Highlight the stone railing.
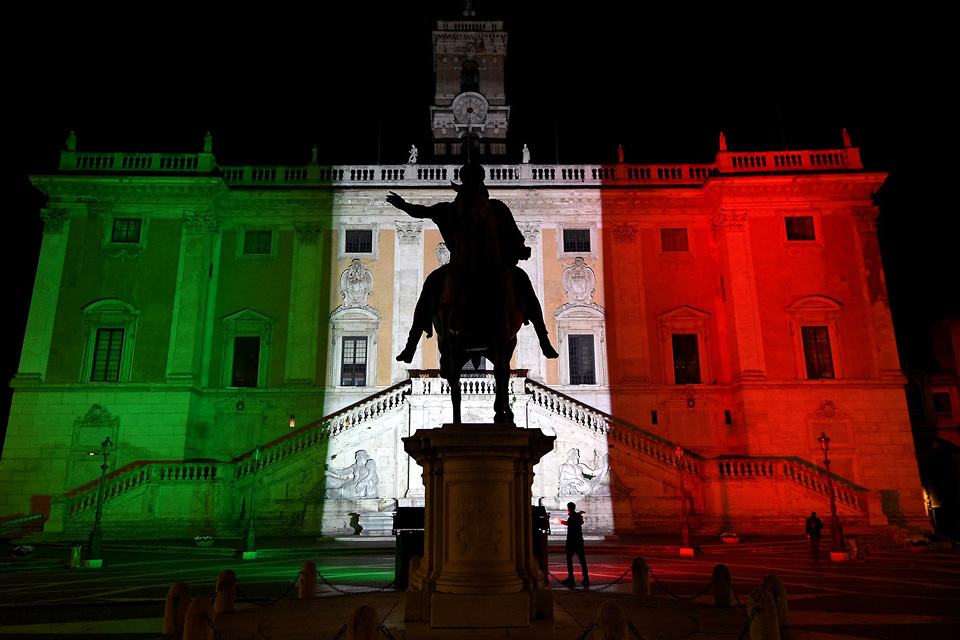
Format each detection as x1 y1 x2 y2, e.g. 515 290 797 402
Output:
233 379 412 481
714 456 867 513
59 150 214 173
524 378 701 477
59 146 862 186
64 462 224 519
407 369 527 397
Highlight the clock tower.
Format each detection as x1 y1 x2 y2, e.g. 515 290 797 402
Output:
430 5 510 160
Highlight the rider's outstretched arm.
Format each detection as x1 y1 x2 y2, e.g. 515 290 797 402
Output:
387 192 442 219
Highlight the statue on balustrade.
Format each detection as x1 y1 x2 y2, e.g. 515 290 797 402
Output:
387 162 558 423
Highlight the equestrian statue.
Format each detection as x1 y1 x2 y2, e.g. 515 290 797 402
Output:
387 163 558 423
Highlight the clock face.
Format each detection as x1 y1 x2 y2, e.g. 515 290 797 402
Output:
452 92 488 125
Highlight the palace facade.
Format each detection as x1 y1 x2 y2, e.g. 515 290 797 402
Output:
1 15 928 540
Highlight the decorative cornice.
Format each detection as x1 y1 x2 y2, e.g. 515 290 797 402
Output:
712 209 747 232
396 220 423 245
40 209 68 234
183 210 219 233
293 222 323 245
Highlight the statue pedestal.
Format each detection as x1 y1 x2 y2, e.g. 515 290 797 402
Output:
403 423 555 628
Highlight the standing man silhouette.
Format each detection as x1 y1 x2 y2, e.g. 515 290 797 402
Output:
560 501 589 587
806 511 824 562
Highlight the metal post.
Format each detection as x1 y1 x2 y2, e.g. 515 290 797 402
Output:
87 436 113 561
243 445 262 555
818 432 844 554
676 442 692 549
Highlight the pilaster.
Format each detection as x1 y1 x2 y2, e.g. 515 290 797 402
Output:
712 210 766 381
853 206 901 378
15 209 70 384
392 221 424 382
516 222 546 381
166 210 219 385
285 223 324 386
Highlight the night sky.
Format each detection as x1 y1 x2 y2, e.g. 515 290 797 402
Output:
5 3 954 434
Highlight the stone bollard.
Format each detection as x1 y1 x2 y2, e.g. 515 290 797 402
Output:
593 601 628 640
631 557 650 597
747 588 780 640
348 604 380 640
214 569 236 614
299 561 318 599
404 556 424 622
762 575 789 628
183 596 215 640
712 564 735 608
163 582 190 637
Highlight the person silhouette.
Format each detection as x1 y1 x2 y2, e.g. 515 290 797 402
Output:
559 501 589 588
806 511 823 561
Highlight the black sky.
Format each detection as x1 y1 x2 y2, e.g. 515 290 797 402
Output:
5 2 955 430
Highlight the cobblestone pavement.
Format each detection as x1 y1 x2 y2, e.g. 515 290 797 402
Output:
1 542 958 639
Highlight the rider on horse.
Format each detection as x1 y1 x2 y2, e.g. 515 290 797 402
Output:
387 163 559 364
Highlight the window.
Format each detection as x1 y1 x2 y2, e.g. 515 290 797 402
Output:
672 333 701 384
661 228 689 252
563 229 591 253
801 326 834 379
933 392 953 425
90 329 124 382
344 229 373 254
111 218 142 243
231 336 261 387
341 337 368 386
244 230 272 255
461 61 479 93
82 299 139 383
221 309 274 388
785 216 815 241
568 335 596 385
787 296 843 380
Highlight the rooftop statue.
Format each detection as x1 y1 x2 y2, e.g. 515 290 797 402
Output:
387 163 558 423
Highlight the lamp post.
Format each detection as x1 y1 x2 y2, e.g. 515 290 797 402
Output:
817 432 844 555
87 436 114 561
676 442 692 550
243 445 262 557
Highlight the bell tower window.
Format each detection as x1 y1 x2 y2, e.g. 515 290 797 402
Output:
461 60 479 93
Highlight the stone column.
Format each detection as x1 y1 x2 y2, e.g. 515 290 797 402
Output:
166 211 219 384
285 223 323 386
15 209 70 383
403 423 555 628
517 222 546 380
392 221 424 382
712 210 766 381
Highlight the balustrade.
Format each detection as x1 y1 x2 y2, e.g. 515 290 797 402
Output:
716 456 866 512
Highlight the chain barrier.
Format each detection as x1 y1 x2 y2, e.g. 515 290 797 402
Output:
647 567 714 601
627 619 647 640
316 569 397 595
331 623 347 640
235 570 302 606
203 613 224 640
575 621 597 640
378 624 398 640
734 607 758 640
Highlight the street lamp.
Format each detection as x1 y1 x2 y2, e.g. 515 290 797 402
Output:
87 436 114 561
676 442 692 550
817 432 844 556
243 445 262 557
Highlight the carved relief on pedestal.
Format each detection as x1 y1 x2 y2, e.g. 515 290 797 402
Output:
454 493 505 558
561 257 595 305
340 259 374 308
